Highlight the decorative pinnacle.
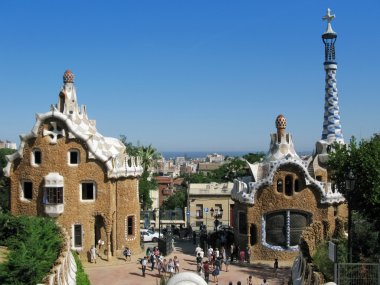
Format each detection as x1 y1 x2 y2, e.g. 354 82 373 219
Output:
63 70 74 83
322 8 336 34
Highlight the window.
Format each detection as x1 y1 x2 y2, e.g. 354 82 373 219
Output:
32 149 42 166
277 179 283 193
264 210 311 248
127 216 134 235
69 149 79 165
238 212 247 234
316 175 322 181
196 204 203 219
294 179 299 192
81 182 95 201
46 187 63 204
73 225 83 247
285 175 293 196
23 181 33 200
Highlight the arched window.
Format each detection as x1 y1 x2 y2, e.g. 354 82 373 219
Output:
294 179 299 192
285 175 293 196
277 179 283 193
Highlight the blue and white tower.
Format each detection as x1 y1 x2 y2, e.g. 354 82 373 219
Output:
321 8 344 144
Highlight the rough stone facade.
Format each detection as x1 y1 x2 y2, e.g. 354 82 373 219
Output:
4 70 143 260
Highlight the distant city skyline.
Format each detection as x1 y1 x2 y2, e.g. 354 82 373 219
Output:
0 1 379 152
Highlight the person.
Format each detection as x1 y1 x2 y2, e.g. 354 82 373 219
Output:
146 247 151 257
193 231 197 244
240 248 245 263
174 255 180 273
224 254 230 272
124 247 131 262
141 256 147 277
247 275 253 285
212 257 220 283
260 279 268 285
203 260 210 283
90 245 97 263
274 258 279 277
208 246 214 262
228 282 233 285
246 245 251 264
98 239 104 251
230 243 235 262
162 258 168 277
150 252 155 271
167 258 175 277
157 256 163 276
237 282 242 285
196 252 203 274
195 244 202 255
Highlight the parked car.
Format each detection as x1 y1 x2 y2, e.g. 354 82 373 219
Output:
140 229 163 242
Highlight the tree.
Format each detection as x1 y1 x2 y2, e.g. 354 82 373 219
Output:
161 189 187 210
138 144 160 172
328 136 380 219
242 152 265 164
328 136 380 261
139 171 156 210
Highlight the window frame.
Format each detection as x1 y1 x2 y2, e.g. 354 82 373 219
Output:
21 180 33 200
31 149 42 166
80 181 96 202
45 187 64 204
262 210 311 251
73 224 83 248
68 149 80 166
196 204 203 219
127 216 135 236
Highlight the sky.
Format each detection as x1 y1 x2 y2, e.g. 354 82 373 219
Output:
0 1 379 153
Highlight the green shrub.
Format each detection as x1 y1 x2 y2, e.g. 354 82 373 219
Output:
72 250 91 285
312 239 348 282
0 213 63 285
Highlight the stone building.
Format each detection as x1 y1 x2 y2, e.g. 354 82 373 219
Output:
3 70 143 260
231 9 347 261
188 182 234 232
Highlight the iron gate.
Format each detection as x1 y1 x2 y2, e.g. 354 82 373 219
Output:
336 263 380 285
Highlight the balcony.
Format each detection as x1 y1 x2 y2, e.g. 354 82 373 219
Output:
44 203 64 217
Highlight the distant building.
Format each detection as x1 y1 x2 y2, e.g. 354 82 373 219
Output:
206 153 225 163
0 140 17 149
188 182 234 232
197 162 224 175
3 70 143 260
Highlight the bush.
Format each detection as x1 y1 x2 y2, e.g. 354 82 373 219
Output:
312 239 347 282
0 213 63 285
72 250 91 285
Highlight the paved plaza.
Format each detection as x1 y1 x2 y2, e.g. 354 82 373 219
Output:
85 239 292 285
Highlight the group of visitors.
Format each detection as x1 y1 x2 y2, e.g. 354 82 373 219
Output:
138 246 180 278
230 243 251 263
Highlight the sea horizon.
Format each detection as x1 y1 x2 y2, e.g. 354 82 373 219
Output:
161 150 313 160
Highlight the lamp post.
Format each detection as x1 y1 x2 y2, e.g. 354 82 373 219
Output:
345 169 356 263
210 207 224 231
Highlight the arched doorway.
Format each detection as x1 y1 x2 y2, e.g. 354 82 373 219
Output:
94 214 106 252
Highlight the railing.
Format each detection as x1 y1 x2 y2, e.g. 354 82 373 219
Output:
44 204 64 217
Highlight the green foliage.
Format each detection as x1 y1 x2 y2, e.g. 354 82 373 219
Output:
312 239 347 282
328 136 380 218
0 148 15 169
72 251 91 285
242 152 265 164
139 171 157 210
0 213 63 285
161 189 187 210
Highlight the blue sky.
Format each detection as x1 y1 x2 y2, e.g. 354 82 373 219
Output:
0 1 379 152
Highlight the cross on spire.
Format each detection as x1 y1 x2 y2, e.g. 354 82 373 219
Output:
322 8 336 34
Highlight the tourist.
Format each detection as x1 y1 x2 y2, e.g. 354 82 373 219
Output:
193 231 197 244
274 258 279 277
212 256 220 283
150 252 155 271
239 248 245 263
167 258 175 277
224 254 230 272
208 246 214 262
90 245 97 263
237 282 242 285
98 239 104 251
230 243 235 262
123 247 131 262
260 279 269 285
174 255 180 273
228 282 233 285
246 245 251 264
195 244 202 255
141 256 147 277
247 275 253 285
203 260 210 283
157 256 163 276
196 252 203 274
162 258 168 277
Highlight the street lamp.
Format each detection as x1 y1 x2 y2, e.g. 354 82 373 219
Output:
345 169 356 263
210 207 224 231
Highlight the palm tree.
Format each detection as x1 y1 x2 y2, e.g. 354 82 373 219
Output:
138 144 160 172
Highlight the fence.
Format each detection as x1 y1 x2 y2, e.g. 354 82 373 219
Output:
336 263 380 285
